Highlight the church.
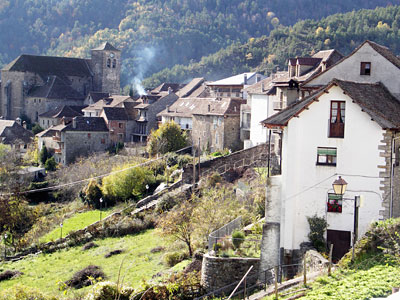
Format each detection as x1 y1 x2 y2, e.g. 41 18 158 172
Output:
0 42 121 122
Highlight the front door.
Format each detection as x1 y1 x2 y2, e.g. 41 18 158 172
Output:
327 229 351 262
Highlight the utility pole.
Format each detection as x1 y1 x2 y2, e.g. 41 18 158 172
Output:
352 195 360 261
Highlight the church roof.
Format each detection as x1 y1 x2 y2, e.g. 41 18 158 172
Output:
27 76 83 100
91 42 120 52
3 55 92 80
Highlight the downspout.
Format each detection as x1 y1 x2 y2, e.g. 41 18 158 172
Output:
390 132 394 218
267 129 272 177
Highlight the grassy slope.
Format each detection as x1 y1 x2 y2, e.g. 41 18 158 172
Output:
40 209 113 243
0 229 171 298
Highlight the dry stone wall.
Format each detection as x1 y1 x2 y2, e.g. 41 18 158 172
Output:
201 253 260 293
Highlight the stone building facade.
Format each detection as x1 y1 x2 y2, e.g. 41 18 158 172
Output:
0 42 121 122
37 116 110 165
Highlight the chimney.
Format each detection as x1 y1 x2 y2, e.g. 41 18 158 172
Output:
22 121 27 129
261 82 265 92
168 87 172 94
322 61 327 71
244 74 248 85
72 117 77 129
166 105 170 112
15 117 22 125
256 74 260 83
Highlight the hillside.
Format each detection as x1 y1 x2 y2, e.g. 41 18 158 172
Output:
143 5 400 87
0 1 399 91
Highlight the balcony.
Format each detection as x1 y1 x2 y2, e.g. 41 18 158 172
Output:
52 136 61 142
54 148 62 154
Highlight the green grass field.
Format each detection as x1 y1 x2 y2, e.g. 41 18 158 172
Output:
40 209 113 243
0 229 172 298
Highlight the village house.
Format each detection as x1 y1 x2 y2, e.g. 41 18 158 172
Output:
39 105 85 129
258 41 400 271
242 49 343 149
37 116 110 165
132 92 179 142
207 72 265 99
0 42 121 122
0 119 34 154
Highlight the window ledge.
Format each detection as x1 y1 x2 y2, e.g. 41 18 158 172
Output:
316 163 337 167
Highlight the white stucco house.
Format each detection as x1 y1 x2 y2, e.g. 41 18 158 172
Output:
262 79 400 262
258 41 400 271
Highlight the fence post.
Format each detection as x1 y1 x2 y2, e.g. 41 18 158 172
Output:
328 244 333 276
274 267 279 299
244 277 247 299
303 253 307 286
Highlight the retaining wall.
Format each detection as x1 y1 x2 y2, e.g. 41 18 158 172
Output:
201 253 260 293
183 143 278 183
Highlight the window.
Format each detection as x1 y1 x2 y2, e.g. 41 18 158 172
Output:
360 62 371 75
112 59 116 68
317 147 337 166
327 193 343 213
118 123 123 128
107 59 111 68
88 133 91 139
329 101 345 138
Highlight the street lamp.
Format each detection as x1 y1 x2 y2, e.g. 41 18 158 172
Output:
332 176 347 195
332 176 360 261
4 233 7 259
60 223 63 239
99 198 103 222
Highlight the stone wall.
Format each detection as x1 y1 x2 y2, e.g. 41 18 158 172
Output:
201 253 260 293
379 130 395 219
182 143 278 183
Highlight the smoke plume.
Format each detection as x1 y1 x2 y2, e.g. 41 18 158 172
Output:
132 46 157 96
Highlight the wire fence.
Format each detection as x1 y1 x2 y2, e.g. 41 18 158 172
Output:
208 216 242 251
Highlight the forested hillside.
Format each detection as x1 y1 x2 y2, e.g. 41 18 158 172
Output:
0 0 399 91
143 5 400 87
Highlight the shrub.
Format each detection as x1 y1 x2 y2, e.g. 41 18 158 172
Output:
82 242 98 251
104 249 124 258
65 265 106 289
0 270 23 282
207 172 222 186
0 284 57 300
44 157 57 171
163 251 187 267
147 121 188 156
307 214 328 253
101 165 156 202
82 179 103 208
39 146 50 165
150 246 165 253
32 124 44 135
232 230 245 250
84 281 134 300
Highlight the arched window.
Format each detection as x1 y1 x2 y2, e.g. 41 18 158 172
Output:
112 59 116 68
107 59 111 68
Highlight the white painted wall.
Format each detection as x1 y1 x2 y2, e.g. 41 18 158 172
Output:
161 115 192 130
304 43 400 98
249 93 270 147
280 85 385 251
